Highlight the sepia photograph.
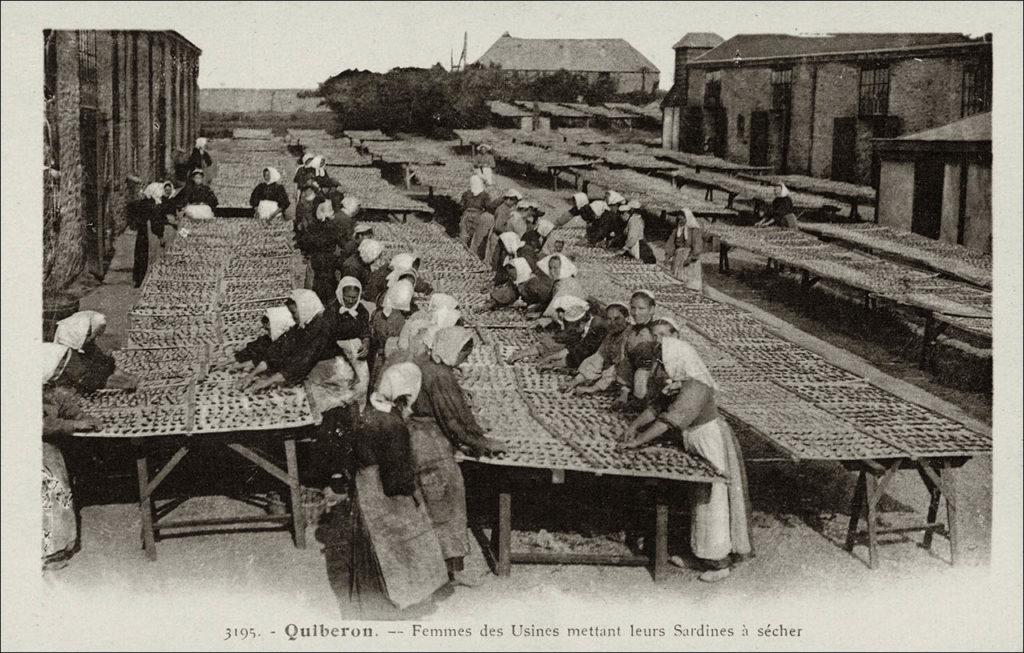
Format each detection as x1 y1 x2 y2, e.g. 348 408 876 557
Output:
1 1 1021 650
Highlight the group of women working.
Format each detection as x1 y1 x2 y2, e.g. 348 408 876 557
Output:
229 267 509 616
130 140 221 289
453 170 750 583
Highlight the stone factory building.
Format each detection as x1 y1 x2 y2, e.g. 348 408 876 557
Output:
44 29 201 294
475 33 660 95
661 32 992 186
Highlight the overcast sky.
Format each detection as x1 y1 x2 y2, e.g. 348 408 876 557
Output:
20 1 1001 91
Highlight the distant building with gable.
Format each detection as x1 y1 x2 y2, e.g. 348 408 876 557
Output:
475 33 660 94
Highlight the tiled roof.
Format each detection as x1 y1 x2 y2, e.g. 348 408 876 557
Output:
695 33 975 64
476 35 659 73
673 32 724 49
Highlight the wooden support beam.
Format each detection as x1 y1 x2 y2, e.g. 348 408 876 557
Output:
145 446 189 496
497 491 512 577
285 438 306 549
134 443 157 560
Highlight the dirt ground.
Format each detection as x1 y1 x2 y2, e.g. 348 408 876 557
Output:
46 140 995 644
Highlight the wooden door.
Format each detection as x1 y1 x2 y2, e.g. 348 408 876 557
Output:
831 117 857 183
912 158 945 240
749 111 769 166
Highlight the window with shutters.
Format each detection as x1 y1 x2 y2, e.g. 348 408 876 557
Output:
961 57 992 117
858 66 890 117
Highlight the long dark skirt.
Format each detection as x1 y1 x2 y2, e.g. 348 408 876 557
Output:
133 227 149 288
306 404 359 486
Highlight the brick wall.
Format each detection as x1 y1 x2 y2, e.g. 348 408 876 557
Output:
45 31 85 294
715 67 773 163
686 51 977 183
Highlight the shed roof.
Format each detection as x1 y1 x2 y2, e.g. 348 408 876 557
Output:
476 35 659 73
514 101 592 118
695 32 976 65
673 33 724 49
875 113 991 156
488 100 533 118
897 112 991 142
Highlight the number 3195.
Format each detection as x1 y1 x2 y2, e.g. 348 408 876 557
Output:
224 627 258 640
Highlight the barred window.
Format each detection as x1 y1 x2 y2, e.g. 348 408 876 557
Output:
961 57 992 117
77 30 98 109
858 66 889 117
703 70 722 107
771 68 792 111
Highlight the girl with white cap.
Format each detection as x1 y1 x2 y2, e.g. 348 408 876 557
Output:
665 208 705 291
471 143 496 186
341 237 384 292
616 336 753 582
507 296 606 371
537 254 585 320
369 279 417 388
408 326 507 587
459 175 493 249
231 306 298 388
616 199 657 263
484 188 524 265
53 310 137 392
348 362 448 617
187 137 213 181
487 257 554 311
297 198 344 305
250 167 290 219
755 182 797 228
42 343 102 569
252 289 361 491
128 182 167 287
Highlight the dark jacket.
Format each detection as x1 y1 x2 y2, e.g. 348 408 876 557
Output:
276 314 340 385
323 301 372 342
174 182 219 209
412 355 492 456
297 219 341 272
565 316 608 369
249 182 291 211
187 147 212 173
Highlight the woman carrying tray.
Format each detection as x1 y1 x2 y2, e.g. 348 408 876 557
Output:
616 336 754 583
411 326 507 586
347 362 448 618
251 290 360 492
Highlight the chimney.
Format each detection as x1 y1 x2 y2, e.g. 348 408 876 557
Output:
672 34 723 101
